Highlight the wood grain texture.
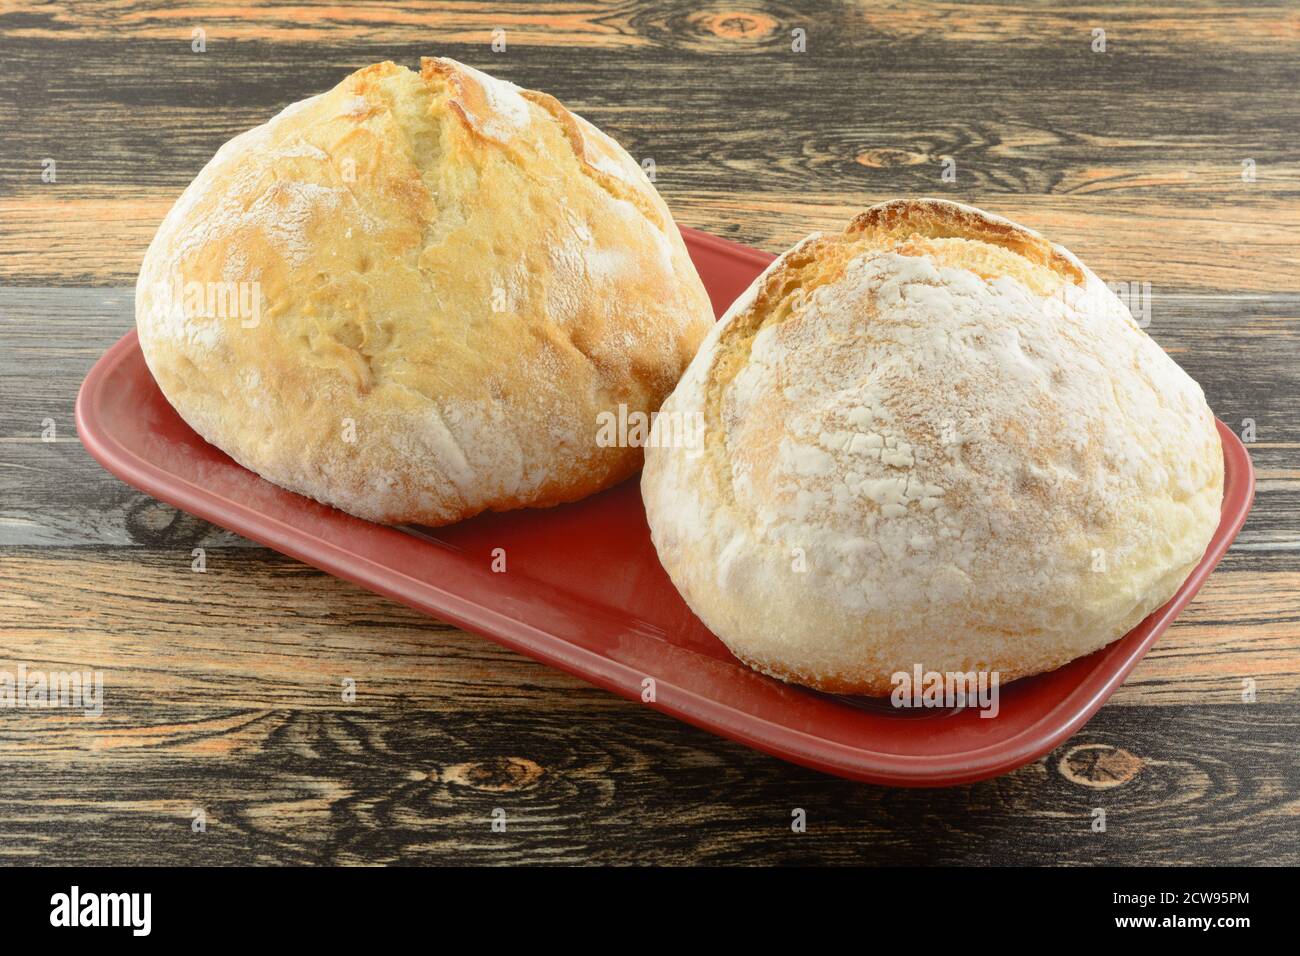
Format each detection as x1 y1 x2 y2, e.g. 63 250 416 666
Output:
1 0 1298 865
1 1 1298 289
6 288 1297 560
4 193 1298 292
1 548 1297 708
0 702 1294 865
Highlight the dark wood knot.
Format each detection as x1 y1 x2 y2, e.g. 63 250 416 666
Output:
691 10 780 43
123 494 211 547
856 148 929 169
442 756 545 792
1058 743 1145 789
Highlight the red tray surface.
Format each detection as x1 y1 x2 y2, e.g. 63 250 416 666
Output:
76 227 1254 786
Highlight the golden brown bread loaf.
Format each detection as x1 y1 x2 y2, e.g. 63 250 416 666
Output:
642 199 1224 695
136 57 713 525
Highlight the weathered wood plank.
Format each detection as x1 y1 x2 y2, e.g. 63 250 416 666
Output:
2 0 1297 290
1 0 1297 863
4 193 1298 291
4 287 1295 558
3 435 1292 565
0 549 1296 707
3 0 1298 49
0 701 1294 865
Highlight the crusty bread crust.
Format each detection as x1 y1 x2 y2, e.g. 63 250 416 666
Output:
136 58 712 525
642 199 1224 696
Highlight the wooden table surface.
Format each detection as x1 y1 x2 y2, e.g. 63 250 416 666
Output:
1 1 1297 865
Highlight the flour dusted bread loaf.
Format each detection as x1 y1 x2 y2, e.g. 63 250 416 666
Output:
136 58 712 525
642 199 1223 695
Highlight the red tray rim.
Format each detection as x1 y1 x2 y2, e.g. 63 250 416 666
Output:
74 226 1256 787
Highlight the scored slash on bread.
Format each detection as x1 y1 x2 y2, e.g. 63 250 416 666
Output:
135 57 713 527
642 199 1224 696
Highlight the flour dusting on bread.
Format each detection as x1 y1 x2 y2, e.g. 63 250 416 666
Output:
136 58 713 526
642 199 1223 695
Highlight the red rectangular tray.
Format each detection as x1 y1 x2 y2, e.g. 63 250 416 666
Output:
76 227 1254 786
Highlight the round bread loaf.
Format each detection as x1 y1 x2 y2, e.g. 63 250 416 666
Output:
136 57 712 525
642 199 1224 695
